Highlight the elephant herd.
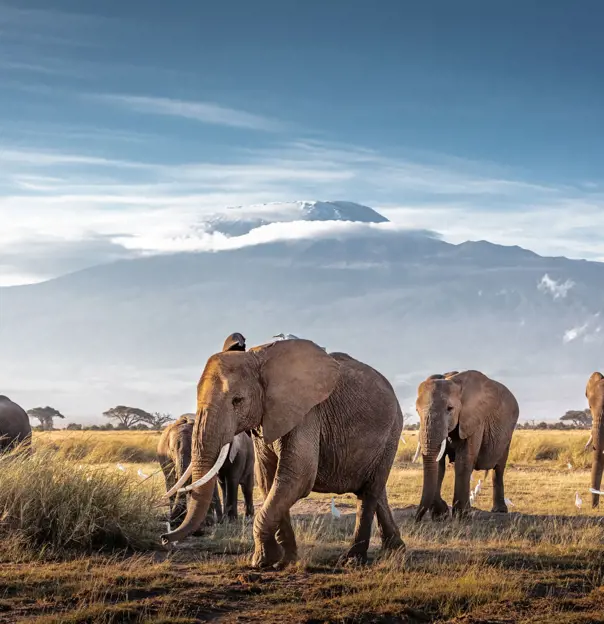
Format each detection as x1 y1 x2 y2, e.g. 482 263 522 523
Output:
1 332 604 569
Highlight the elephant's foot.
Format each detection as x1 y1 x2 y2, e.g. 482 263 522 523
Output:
342 541 370 566
251 538 282 569
381 534 405 552
203 515 216 527
452 505 471 520
275 550 298 571
341 550 369 567
430 498 450 521
490 502 508 513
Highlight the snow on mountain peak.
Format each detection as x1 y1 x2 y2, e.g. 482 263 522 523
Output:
203 200 389 236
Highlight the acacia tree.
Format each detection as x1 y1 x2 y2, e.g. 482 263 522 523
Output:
102 406 153 429
27 406 66 431
560 409 592 428
146 412 175 430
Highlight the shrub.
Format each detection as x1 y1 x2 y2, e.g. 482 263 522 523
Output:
0 446 162 553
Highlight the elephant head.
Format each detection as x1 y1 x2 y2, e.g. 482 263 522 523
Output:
586 371 604 507
415 374 484 518
161 338 340 544
222 332 246 352
164 416 195 526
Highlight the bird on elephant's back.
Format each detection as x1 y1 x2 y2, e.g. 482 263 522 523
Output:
414 370 519 521
0 395 32 453
585 372 604 508
160 336 405 570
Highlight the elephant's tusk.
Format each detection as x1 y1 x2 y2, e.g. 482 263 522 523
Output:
584 434 593 451
412 442 421 463
436 439 447 462
178 444 230 493
589 488 604 495
162 464 193 499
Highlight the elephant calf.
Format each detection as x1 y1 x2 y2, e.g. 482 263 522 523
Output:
0 395 32 453
415 370 519 520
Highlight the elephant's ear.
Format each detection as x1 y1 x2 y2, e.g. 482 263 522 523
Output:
258 339 340 444
228 433 242 463
444 371 459 379
457 376 491 440
586 372 604 398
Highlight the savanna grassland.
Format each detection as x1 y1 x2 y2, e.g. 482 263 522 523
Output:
1 430 603 624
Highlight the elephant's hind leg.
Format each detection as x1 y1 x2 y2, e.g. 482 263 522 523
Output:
345 492 379 564
375 489 405 552
491 445 510 513
242 472 255 518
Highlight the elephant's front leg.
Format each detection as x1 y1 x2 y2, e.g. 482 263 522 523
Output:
431 454 450 519
491 444 510 513
251 438 318 569
452 441 478 518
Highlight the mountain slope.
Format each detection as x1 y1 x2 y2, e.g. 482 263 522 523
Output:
1 203 602 423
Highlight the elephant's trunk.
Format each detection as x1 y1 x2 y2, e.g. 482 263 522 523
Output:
416 456 439 521
415 418 446 522
161 409 230 544
590 413 604 508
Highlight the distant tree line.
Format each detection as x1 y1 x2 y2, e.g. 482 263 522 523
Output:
27 404 176 431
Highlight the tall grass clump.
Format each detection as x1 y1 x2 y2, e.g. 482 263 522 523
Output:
34 431 159 464
0 446 162 554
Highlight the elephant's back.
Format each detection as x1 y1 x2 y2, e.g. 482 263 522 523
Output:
313 353 402 494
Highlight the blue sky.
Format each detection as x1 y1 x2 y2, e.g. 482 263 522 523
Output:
1 0 603 284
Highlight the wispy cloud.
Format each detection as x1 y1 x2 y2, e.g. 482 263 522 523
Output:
96 94 286 132
1 135 604 285
538 274 575 300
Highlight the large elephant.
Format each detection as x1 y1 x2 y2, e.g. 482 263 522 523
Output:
161 338 404 568
158 416 223 530
0 395 32 452
585 372 604 508
414 370 519 521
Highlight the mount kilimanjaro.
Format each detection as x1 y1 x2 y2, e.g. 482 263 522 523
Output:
1 200 602 423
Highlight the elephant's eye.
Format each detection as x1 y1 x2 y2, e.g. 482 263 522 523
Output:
232 396 244 407
446 405 454 412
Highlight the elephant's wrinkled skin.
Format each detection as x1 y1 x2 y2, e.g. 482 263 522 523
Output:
415 370 519 521
0 395 32 452
161 339 404 568
586 372 604 508
157 416 222 530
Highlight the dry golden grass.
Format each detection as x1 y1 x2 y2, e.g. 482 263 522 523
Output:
0 429 602 623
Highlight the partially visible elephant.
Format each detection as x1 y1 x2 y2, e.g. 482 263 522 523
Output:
414 370 519 521
0 395 32 453
161 338 404 569
158 416 222 530
218 431 255 521
585 372 604 507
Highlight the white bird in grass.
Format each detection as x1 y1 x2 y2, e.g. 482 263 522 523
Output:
504 498 514 507
330 497 341 519
116 463 126 472
575 492 583 509
473 479 482 498
567 463 573 470
137 469 149 479
469 492 475 506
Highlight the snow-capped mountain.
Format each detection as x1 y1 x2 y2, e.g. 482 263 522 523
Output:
202 200 389 236
1 201 602 424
